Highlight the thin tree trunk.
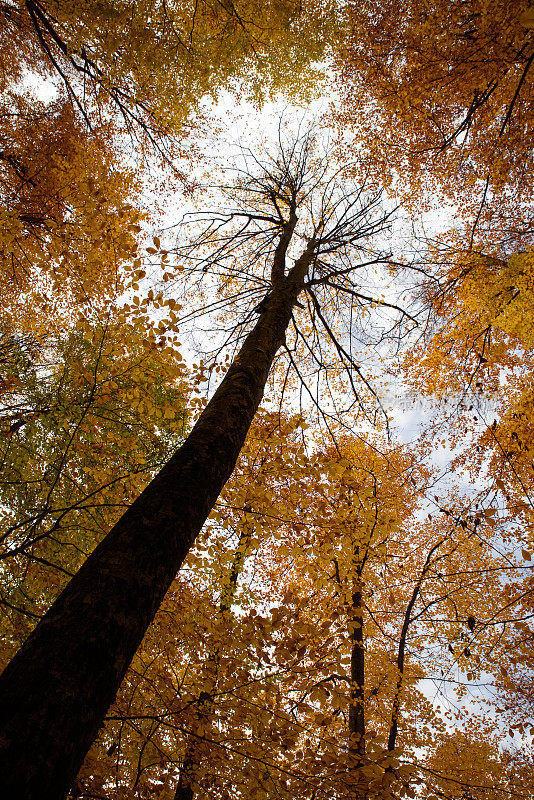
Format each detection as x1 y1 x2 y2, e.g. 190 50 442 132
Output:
174 513 252 800
386 537 443 754
348 582 365 763
174 690 212 800
0 244 314 800
348 560 367 800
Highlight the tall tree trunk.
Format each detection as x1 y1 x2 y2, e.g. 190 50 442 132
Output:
348 562 367 800
0 245 314 800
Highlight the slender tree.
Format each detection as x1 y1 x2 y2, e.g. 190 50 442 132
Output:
173 505 254 800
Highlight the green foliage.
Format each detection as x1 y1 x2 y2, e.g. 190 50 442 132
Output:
0 310 187 661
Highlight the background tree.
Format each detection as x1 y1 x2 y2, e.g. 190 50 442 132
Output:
69 427 534 800
333 0 534 244
248 437 519 800
0 306 187 663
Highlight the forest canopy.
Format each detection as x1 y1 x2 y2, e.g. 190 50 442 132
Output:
0 1 533 799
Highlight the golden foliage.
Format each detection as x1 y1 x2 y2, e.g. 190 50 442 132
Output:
334 0 534 237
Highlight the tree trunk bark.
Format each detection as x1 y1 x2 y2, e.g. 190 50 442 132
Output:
348 565 367 800
348 583 365 763
0 247 313 800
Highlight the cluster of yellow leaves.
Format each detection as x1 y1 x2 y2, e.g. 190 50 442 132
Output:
333 0 534 237
424 730 511 800
407 246 534 537
476 250 534 347
0 97 145 335
0 308 188 666
73 417 530 800
4 0 334 140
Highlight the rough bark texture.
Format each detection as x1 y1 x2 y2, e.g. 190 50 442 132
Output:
348 565 367 800
348 581 365 763
0 249 312 800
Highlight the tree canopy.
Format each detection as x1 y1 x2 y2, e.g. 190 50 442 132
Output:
0 1 533 799
333 0 534 241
